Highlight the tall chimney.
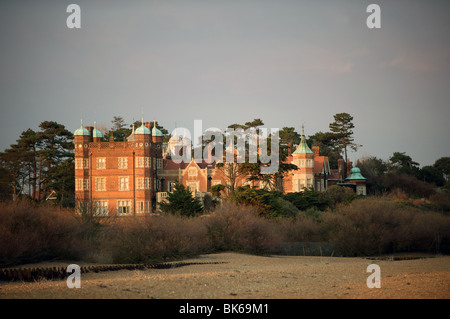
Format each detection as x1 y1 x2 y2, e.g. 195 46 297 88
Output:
312 146 320 156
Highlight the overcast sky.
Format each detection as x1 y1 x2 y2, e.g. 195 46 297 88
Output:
0 0 449 167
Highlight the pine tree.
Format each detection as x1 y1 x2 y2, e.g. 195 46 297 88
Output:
329 113 361 177
159 181 203 217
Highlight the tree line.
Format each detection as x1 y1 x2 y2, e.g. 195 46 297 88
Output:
0 113 448 210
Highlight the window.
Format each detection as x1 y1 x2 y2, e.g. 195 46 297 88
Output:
137 157 150 168
188 168 197 176
136 177 150 189
169 181 176 192
137 177 143 189
75 158 88 169
95 177 106 191
119 177 129 191
94 201 108 216
117 200 131 215
97 158 106 169
118 157 128 169
76 179 89 191
137 201 150 214
156 158 162 169
187 181 199 192
307 178 312 188
357 186 366 196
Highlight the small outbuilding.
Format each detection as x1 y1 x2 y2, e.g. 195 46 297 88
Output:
344 167 367 196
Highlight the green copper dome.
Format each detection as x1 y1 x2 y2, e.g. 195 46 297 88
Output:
93 129 103 138
345 167 367 180
92 122 103 138
135 123 151 135
152 121 163 137
74 121 90 136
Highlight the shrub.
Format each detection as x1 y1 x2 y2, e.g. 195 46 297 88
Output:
382 172 436 198
202 194 219 213
274 198 300 218
205 201 281 254
283 189 330 211
0 201 86 267
103 215 210 264
324 185 356 208
275 215 323 242
323 197 450 256
429 192 450 213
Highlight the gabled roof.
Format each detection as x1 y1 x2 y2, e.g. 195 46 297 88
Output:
314 156 330 174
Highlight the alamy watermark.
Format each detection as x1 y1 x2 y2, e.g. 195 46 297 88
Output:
168 120 280 174
67 4 380 30
67 264 81 288
366 264 381 288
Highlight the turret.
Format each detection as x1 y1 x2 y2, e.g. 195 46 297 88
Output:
74 120 91 150
291 123 314 191
152 120 164 144
92 121 104 142
134 117 151 143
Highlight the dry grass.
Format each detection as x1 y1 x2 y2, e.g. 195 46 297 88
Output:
1 195 449 267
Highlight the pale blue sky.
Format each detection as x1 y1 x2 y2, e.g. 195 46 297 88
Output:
1 0 449 167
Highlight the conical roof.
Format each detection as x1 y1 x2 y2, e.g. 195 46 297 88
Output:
292 125 313 155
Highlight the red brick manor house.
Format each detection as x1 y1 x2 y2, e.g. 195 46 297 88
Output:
74 120 366 216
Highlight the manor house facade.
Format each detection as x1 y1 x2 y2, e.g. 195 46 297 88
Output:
74 120 365 216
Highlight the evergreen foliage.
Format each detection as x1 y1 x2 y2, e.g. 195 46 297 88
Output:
159 181 204 217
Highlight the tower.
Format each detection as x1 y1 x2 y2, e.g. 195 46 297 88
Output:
74 120 91 208
290 123 315 191
151 121 164 192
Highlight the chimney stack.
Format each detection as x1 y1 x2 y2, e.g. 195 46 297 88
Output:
312 146 320 156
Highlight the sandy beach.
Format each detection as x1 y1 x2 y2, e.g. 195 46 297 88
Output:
0 252 449 299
